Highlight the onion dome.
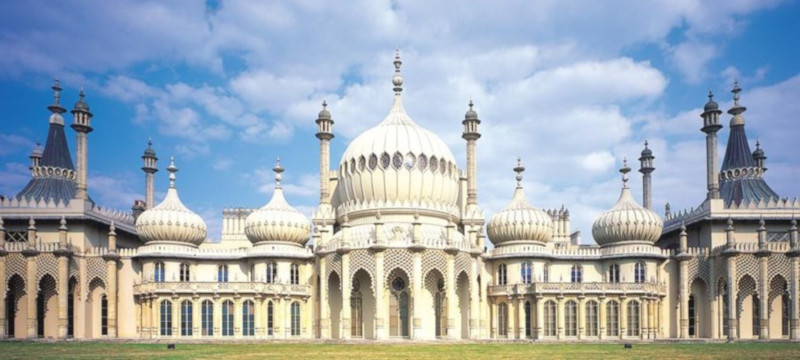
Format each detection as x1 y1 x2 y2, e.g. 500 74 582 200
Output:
30 141 43 159
704 90 719 112
640 140 652 157
135 157 207 246
465 100 478 121
592 159 662 247
143 139 157 158
72 87 90 113
335 50 459 216
318 100 332 120
752 140 765 159
245 158 312 246
487 158 553 246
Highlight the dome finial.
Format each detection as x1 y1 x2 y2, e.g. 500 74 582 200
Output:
273 157 284 189
513 157 525 188
47 79 67 115
392 49 404 95
620 157 631 188
167 156 178 188
732 79 741 106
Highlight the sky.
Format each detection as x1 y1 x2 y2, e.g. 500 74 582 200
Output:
1 0 800 243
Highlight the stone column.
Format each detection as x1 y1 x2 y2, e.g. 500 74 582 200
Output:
193 295 201 338
508 297 517 338
757 253 770 339
233 297 242 338
213 297 221 338
412 251 423 339
374 250 386 340
318 256 329 338
619 297 627 339
469 256 480 339
678 258 689 338
577 296 585 340
535 295 544 339
24 251 38 338
641 297 648 339
556 296 564 339
0 218 6 338
789 220 800 339
518 296 526 339
254 296 262 338
56 219 70 338
649 298 656 339
726 256 738 340
172 297 179 338
446 252 458 339
340 253 351 339
598 296 606 340
103 226 119 338
151 296 159 338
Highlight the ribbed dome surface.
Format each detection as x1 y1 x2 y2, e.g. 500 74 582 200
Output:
136 159 207 246
488 186 553 245
245 162 311 246
591 185 662 247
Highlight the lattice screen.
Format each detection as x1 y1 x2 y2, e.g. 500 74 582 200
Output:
36 253 58 284
5 253 26 283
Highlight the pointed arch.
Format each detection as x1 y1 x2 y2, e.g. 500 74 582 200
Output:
6 274 26 338
37 274 58 338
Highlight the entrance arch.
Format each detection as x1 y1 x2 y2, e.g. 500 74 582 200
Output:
328 271 342 339
351 269 375 339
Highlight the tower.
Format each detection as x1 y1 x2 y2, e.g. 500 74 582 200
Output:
315 101 334 204
753 140 767 173
700 90 722 200
141 139 158 209
462 100 481 209
70 88 93 201
638 141 655 209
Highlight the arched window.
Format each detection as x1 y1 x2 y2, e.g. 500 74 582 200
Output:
498 303 508 337
67 280 75 337
521 262 532 284
782 294 790 337
524 301 532 338
544 300 557 336
586 300 599 337
608 264 620 283
389 277 410 337
543 263 550 282
752 294 760 337
154 261 165 283
291 302 301 336
565 300 578 336
351 281 363 337
688 295 696 337
627 301 640 336
201 300 213 336
160 300 172 336
101 295 108 336
434 279 447 338
266 261 277 284
606 301 619 336
290 263 300 285
180 263 190 282
222 300 234 336
218 265 229 283
181 300 193 336
267 301 275 336
720 282 729 337
497 264 507 285
243 300 255 336
635 262 646 283
571 265 582 283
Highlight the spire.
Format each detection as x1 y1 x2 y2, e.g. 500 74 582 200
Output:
167 156 178 188
47 79 66 116
392 49 404 95
728 80 747 125
273 157 284 190
514 157 525 188
619 157 631 189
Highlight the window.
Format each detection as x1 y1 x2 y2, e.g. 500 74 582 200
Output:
606 301 619 336
688 295 696 337
721 282 729 337
571 265 582 283
368 154 378 170
201 300 213 336
498 303 508 337
243 300 255 336
380 152 391 169
291 302 301 336
627 301 640 336
586 300 598 337
154 262 165 283
752 294 760 338
635 262 646 283
160 300 172 336
544 300 557 336
266 262 277 284
67 281 74 337
782 294 790 337
608 264 620 283
290 263 300 285
351 281 363 337
180 263 190 282
497 264 507 285
521 262 532 284
404 152 416 169
218 265 228 283
524 301 532 337
222 300 234 336
418 154 428 170
543 263 550 282
430 156 438 173
267 301 275 336
392 152 403 169
434 279 447 337
389 277 410 337
565 300 578 336
101 295 108 336
181 300 193 336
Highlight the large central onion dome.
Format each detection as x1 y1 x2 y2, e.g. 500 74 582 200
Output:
136 157 207 246
592 160 662 247
488 158 553 246
335 51 460 217
245 159 311 246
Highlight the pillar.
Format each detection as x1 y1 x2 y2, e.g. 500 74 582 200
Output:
535 296 544 339
412 251 422 339
518 297 526 339
468 256 480 339
556 296 564 339
598 296 606 340
619 297 627 339
151 297 159 338
374 251 386 340
577 297 585 340
104 226 119 338
446 252 458 339
726 257 738 340
641 297 648 339
340 253 351 339
233 297 242 338
24 249 38 338
0 217 5 338
318 256 329 338
758 254 769 339
254 296 262 338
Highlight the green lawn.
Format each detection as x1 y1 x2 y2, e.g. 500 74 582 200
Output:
0 341 798 359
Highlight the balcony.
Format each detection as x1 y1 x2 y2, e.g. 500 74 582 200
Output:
133 281 311 297
487 282 666 297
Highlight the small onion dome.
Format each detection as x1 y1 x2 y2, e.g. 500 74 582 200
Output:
245 158 311 246
318 100 332 120
136 157 207 246
640 141 652 157
143 139 157 158
73 87 90 112
592 159 662 247
704 90 719 111
752 140 765 159
30 141 43 159
487 158 553 246
465 100 478 120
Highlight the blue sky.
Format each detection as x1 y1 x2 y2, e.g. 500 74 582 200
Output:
1 0 799 242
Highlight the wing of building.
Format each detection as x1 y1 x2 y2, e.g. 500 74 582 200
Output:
1 55 799 341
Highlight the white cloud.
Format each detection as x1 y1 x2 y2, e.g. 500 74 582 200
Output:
0 134 34 156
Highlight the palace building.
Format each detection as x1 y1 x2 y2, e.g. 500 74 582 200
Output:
0 53 798 341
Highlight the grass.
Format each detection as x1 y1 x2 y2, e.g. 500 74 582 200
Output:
0 341 799 359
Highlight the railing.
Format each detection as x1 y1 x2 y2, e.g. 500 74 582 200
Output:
135 243 313 259
487 282 666 296
490 243 672 258
133 281 311 296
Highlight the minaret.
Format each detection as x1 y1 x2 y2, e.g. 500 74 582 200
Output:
752 140 766 173
638 141 655 209
700 90 722 200
462 100 481 208
29 141 42 169
141 139 158 209
315 100 334 204
71 88 93 200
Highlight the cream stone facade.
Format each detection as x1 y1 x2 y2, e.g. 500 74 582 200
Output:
1 55 799 342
